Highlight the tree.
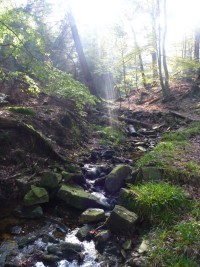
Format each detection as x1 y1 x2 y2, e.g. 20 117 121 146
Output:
67 8 99 98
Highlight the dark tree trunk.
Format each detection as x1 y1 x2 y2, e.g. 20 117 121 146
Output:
67 9 99 98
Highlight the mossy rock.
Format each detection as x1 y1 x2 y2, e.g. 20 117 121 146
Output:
79 208 105 223
105 165 133 193
62 171 86 185
57 184 105 210
136 167 163 183
40 172 62 189
23 185 49 206
105 205 138 234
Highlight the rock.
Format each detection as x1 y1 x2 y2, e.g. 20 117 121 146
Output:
95 230 111 243
62 171 86 185
105 165 133 193
118 188 134 211
0 241 18 267
40 172 62 189
137 240 149 254
41 254 60 263
13 205 43 219
122 240 132 250
101 150 115 159
76 225 93 241
94 177 106 187
16 175 40 194
47 241 83 255
105 205 138 234
23 185 49 206
125 169 139 184
57 184 106 210
136 167 163 183
79 208 105 224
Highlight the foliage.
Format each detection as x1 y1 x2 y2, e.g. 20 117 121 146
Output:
162 122 200 142
172 58 200 80
148 220 200 267
6 106 36 115
91 124 125 145
127 182 189 224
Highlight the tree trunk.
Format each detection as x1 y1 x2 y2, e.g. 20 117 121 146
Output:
157 0 170 98
194 27 200 61
131 28 147 89
67 9 99 98
162 0 170 95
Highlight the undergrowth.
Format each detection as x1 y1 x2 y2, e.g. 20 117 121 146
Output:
127 182 190 225
6 106 36 116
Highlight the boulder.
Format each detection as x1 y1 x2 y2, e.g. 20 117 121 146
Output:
13 205 43 219
47 241 83 254
136 167 163 183
23 185 49 206
16 175 40 194
57 184 105 210
118 188 134 211
95 230 111 244
105 205 138 234
40 172 62 189
76 225 93 241
105 165 133 193
62 171 86 185
79 208 105 223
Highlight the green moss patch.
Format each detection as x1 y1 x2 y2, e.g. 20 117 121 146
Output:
6 106 36 116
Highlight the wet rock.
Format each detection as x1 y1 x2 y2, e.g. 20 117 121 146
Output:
10 226 22 235
23 185 49 206
79 208 105 224
62 171 86 185
136 167 163 183
41 254 60 263
83 165 100 179
57 184 106 210
47 241 83 257
0 241 18 267
95 230 111 244
125 169 139 184
40 171 62 189
76 225 93 241
101 149 115 159
13 205 43 219
105 165 133 193
105 205 138 234
94 177 106 187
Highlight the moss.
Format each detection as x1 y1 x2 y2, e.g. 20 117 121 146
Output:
6 106 36 116
162 122 200 142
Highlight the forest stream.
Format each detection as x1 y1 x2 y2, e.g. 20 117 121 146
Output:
0 108 184 267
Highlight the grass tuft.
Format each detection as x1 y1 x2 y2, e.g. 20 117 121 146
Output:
128 182 190 225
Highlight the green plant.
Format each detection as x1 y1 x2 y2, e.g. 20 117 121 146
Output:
162 122 200 142
148 220 200 267
128 182 190 224
6 106 36 116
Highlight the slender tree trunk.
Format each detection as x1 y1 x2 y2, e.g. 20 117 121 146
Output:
152 51 158 79
122 50 128 97
162 0 170 94
67 9 99 97
131 27 147 89
194 27 200 61
157 0 170 98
